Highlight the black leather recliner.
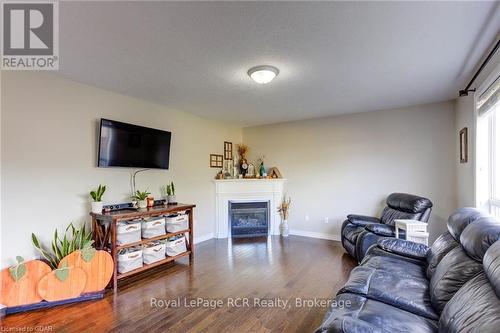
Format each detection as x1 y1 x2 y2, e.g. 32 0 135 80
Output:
341 193 433 262
316 207 500 333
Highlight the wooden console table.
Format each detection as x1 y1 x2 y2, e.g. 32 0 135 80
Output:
90 203 195 292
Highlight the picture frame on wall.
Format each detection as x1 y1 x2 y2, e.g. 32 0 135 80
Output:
459 127 468 163
224 141 233 160
210 154 224 168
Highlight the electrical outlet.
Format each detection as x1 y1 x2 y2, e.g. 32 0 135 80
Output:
324 217 329 224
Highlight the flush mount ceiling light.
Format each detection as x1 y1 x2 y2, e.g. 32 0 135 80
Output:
247 65 279 84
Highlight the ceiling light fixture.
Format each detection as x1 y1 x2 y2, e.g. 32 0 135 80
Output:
248 65 279 84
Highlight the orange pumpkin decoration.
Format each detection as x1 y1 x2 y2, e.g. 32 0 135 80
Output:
37 262 87 302
58 248 113 292
0 257 51 307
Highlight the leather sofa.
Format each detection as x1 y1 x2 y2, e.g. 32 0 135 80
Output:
341 193 433 262
316 207 500 333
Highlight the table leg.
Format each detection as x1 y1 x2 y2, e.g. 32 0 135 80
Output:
189 208 194 264
111 220 118 293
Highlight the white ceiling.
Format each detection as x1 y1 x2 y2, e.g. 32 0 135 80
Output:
57 1 500 127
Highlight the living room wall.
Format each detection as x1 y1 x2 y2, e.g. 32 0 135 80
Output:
455 95 476 208
1 72 242 267
243 101 457 242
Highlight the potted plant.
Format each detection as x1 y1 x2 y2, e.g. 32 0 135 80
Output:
132 190 151 208
165 182 177 205
277 196 291 237
90 185 106 214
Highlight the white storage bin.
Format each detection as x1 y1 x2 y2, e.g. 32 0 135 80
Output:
117 220 142 245
165 235 187 256
118 247 143 273
143 241 166 264
142 217 166 239
165 213 189 233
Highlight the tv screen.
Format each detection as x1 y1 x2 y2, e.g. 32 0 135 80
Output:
98 119 171 169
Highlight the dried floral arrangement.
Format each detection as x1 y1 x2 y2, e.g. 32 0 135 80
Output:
277 197 291 220
237 144 249 159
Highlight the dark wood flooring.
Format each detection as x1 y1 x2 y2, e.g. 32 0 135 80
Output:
1 236 356 333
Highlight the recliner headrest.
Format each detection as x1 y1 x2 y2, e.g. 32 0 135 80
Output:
461 217 500 261
447 207 485 241
483 240 500 298
386 193 433 213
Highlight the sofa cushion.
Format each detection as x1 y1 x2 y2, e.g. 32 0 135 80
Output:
438 272 500 333
460 217 500 261
317 293 438 333
361 254 427 279
484 241 500 298
363 245 427 267
386 193 433 214
426 232 460 279
343 223 365 243
429 246 483 313
378 238 429 260
347 214 381 226
447 207 484 241
339 267 438 320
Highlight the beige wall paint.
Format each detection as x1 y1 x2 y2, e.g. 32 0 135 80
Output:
455 95 476 208
243 102 457 242
1 72 241 267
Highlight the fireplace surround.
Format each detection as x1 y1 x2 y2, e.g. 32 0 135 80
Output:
214 179 286 238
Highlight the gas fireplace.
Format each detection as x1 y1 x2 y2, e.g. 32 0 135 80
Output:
229 201 269 237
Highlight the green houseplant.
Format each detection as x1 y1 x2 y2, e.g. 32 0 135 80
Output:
90 185 106 214
132 189 151 209
31 222 93 269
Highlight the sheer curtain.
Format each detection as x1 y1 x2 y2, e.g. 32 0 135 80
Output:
476 76 500 216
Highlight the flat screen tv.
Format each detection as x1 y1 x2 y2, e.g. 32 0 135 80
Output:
98 119 171 169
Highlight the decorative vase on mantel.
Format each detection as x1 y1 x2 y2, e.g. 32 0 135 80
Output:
280 219 290 237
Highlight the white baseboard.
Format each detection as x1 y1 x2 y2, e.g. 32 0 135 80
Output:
194 233 214 244
289 229 341 241
202 231 339 242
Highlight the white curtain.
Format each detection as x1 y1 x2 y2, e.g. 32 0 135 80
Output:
477 75 500 117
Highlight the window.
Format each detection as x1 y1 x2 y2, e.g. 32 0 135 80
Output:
477 77 500 216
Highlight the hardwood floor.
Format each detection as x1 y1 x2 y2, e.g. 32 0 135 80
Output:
2 236 356 333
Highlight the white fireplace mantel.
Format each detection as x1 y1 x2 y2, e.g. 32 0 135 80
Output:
214 179 286 238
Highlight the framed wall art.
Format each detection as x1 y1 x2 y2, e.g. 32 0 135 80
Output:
210 154 224 168
459 127 468 163
224 141 233 160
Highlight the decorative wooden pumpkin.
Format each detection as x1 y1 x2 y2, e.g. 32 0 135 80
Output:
0 257 52 307
58 248 113 292
37 261 87 302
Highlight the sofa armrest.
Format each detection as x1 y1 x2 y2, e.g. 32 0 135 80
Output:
377 238 429 260
365 223 395 236
347 214 381 227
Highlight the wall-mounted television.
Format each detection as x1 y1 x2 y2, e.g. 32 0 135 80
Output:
98 118 171 169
